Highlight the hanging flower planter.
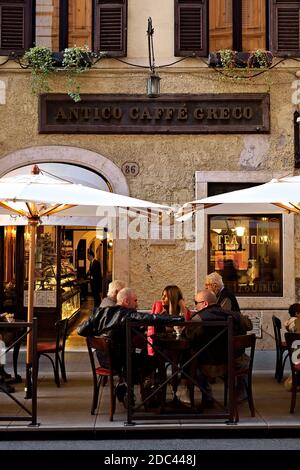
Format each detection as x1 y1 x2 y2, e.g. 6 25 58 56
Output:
208 50 273 69
23 45 95 101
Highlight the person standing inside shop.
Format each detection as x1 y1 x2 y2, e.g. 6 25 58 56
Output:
87 249 102 308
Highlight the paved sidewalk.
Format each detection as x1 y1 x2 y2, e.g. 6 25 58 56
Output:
1 349 300 434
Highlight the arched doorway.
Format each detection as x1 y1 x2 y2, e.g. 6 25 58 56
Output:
0 146 129 338
0 146 129 284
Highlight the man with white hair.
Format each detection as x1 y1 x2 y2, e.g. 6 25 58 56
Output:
205 271 240 313
100 280 126 308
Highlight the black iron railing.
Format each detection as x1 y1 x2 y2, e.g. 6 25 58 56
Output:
125 318 234 425
0 318 38 426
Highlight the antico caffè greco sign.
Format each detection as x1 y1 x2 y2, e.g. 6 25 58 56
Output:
39 93 270 134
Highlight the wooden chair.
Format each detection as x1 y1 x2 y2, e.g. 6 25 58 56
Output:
86 335 121 420
272 315 288 382
284 332 300 413
224 333 256 423
37 318 68 387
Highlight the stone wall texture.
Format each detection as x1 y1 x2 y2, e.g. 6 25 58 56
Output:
1 2 299 349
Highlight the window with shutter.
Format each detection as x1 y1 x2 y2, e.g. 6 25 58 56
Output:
69 0 92 49
93 0 127 57
270 0 300 57
0 0 32 55
175 0 208 57
208 0 266 53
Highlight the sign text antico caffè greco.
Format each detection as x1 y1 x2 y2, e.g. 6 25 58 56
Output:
39 93 270 134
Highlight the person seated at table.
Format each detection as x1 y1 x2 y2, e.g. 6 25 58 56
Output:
184 289 252 408
99 279 126 308
148 285 191 356
284 303 300 333
78 287 183 403
205 272 240 313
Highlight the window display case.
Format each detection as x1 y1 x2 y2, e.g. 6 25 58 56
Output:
22 226 81 339
61 264 80 320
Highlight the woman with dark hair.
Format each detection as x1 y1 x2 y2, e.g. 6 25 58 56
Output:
147 285 191 356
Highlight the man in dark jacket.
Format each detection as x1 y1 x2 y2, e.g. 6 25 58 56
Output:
78 287 183 379
87 249 102 308
185 290 252 407
205 271 240 312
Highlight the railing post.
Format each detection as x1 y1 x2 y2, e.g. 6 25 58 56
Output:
227 317 235 423
125 319 134 425
31 317 38 426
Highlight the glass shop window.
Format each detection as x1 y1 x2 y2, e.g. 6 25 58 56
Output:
208 215 282 297
24 226 57 308
3 226 17 309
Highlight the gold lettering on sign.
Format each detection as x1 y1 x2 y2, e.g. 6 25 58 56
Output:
56 107 67 120
165 108 175 120
177 108 188 120
44 94 269 134
194 108 205 120
219 107 230 119
69 108 79 120
154 108 164 120
129 107 139 120
81 107 90 120
102 107 111 120
217 234 270 246
207 108 219 120
140 107 152 120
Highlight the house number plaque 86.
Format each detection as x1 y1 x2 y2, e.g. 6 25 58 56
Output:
121 162 140 177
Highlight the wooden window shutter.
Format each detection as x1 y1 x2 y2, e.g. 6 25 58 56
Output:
242 0 266 51
68 0 92 49
175 0 208 57
270 0 300 57
94 0 127 57
0 0 32 55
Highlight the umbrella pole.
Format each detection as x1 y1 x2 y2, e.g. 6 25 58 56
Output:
25 218 38 399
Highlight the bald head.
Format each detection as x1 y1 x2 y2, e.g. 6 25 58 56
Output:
117 288 138 310
194 289 217 311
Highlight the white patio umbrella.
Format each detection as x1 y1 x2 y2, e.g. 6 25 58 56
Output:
0 165 171 383
176 175 300 220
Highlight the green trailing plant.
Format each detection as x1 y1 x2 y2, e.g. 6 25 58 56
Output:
62 45 93 102
23 45 94 101
23 46 55 94
219 49 237 69
248 49 273 69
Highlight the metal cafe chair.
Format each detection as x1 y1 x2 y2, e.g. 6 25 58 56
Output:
272 315 288 383
284 332 300 413
37 318 68 387
86 335 121 421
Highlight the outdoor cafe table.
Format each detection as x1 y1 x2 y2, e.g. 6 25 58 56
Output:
152 331 190 403
125 319 235 425
0 317 25 382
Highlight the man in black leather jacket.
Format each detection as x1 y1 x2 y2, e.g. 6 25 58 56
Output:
78 287 183 379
